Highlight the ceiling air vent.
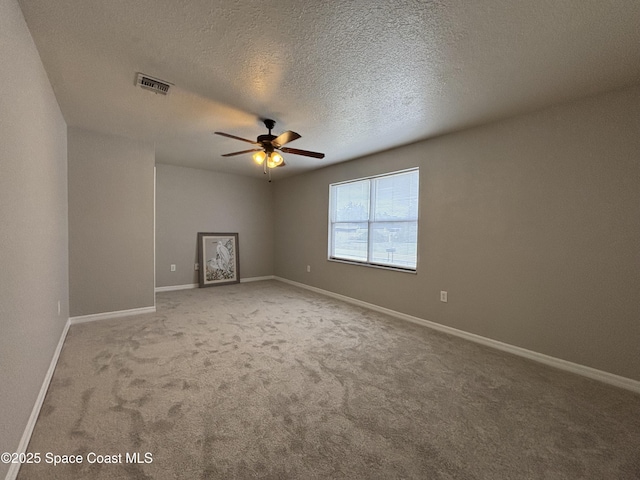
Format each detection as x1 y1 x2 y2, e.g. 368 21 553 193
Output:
136 73 172 95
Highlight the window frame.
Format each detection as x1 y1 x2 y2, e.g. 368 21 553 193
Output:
328 168 419 273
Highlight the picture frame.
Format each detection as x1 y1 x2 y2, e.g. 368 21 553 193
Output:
197 232 240 287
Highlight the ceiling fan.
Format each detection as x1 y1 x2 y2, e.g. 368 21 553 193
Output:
215 119 325 180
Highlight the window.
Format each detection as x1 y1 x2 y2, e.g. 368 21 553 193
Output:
328 168 419 271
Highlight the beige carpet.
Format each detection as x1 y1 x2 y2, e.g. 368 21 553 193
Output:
18 280 640 479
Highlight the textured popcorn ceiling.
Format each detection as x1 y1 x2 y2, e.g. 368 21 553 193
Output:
18 0 640 179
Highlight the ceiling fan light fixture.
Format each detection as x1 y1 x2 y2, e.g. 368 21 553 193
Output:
253 151 266 165
215 119 324 179
267 152 284 168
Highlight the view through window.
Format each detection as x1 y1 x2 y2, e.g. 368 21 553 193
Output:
328 168 419 270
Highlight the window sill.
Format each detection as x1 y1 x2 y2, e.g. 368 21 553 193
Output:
328 257 417 274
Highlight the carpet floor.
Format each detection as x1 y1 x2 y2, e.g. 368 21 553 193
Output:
18 280 640 479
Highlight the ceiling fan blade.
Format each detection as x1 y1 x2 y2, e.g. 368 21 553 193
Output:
272 131 301 147
221 149 263 157
280 147 325 159
214 132 259 145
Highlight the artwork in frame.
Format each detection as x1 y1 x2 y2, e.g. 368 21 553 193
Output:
197 233 240 287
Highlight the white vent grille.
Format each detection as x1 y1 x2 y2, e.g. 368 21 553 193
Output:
136 73 172 95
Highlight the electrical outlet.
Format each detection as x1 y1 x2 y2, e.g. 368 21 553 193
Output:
306 265 311 273
195 263 199 271
440 291 448 303
170 264 176 272
57 300 61 316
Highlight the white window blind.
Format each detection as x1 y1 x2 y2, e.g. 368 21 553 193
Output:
329 169 419 271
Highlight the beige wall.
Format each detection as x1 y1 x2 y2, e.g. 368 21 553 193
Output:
155 164 275 287
274 84 640 381
0 0 69 476
68 127 155 316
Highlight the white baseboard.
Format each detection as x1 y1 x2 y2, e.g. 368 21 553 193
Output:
240 275 275 283
69 306 156 325
155 276 274 293
274 277 640 394
5 319 71 480
155 283 198 292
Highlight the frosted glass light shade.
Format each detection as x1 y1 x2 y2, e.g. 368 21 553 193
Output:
267 152 284 168
253 151 266 164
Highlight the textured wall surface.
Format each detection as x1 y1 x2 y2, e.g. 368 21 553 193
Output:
155 164 275 287
68 128 155 317
274 84 640 381
0 0 69 476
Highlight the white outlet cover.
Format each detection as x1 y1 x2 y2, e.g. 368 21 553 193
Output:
440 291 448 302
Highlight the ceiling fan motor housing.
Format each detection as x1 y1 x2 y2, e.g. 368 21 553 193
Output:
257 134 276 152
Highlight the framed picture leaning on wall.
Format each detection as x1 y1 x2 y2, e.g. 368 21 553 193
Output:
197 232 240 287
